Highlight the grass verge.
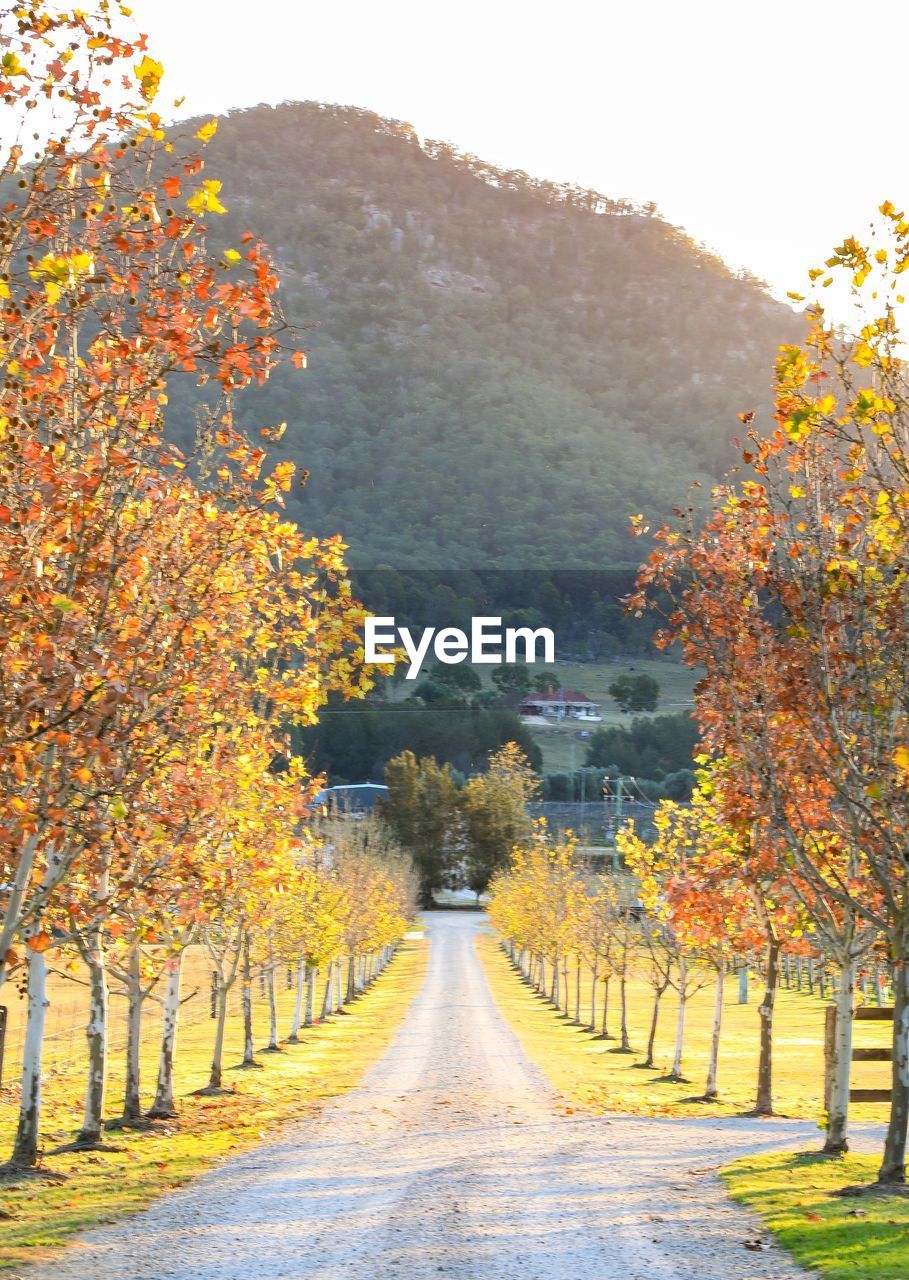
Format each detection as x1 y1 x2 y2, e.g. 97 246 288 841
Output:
0 936 428 1273
721 1151 909 1280
475 930 888 1120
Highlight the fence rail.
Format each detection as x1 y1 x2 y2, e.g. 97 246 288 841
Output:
824 1004 893 1110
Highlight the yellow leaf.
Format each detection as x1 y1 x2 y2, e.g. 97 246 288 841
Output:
894 746 909 777
195 119 218 143
1 52 27 78
134 55 164 102
187 180 227 217
224 248 241 264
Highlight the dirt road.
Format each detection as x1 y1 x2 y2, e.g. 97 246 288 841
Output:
28 912 852 1279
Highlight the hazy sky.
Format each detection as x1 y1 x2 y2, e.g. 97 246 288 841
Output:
136 0 906 310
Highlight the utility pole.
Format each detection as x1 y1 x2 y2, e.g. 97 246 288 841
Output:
603 775 628 871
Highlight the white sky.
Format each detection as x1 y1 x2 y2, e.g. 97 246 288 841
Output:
135 0 907 314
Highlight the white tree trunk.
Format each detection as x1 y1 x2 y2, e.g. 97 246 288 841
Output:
704 964 724 1099
11 946 49 1168
288 958 306 1042
671 956 688 1079
122 942 143 1121
266 961 279 1050
305 964 316 1027
826 954 855 1154
241 933 256 1066
208 982 229 1090
149 954 182 1117
79 927 108 1144
0 833 40 993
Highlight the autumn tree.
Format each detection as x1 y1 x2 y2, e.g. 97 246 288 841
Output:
630 207 909 1175
380 752 460 906
460 742 538 900
0 3 372 1169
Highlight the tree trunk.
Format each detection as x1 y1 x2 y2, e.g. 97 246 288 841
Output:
334 957 344 1010
265 961 280 1050
619 971 631 1051
825 955 855 1155
754 936 780 1115
321 966 333 1017
208 982 229 1090
10 947 49 1169
122 942 144 1122
644 981 667 1069
288 958 306 1042
78 927 108 1144
588 964 598 1031
879 943 909 1184
550 955 559 1006
738 963 748 1004
703 965 725 1099
304 964 316 1027
149 955 182 1117
241 933 257 1066
347 953 357 1002
599 975 612 1038
671 956 688 1079
572 963 582 1024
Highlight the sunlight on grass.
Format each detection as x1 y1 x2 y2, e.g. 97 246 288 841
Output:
476 929 889 1120
0 937 428 1272
722 1152 909 1280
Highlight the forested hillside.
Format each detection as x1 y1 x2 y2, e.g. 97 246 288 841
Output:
171 102 802 568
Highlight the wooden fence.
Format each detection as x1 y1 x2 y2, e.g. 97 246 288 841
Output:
824 1004 893 1109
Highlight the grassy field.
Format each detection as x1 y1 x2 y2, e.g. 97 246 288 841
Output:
722 1152 909 1280
514 657 698 774
475 930 890 1120
0 935 428 1272
386 656 699 775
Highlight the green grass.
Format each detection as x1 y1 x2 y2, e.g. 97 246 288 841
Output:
0 937 428 1272
476 931 890 1120
722 1152 909 1280
386 657 699 775
517 658 698 774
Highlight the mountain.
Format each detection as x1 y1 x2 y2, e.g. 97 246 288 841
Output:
173 101 803 569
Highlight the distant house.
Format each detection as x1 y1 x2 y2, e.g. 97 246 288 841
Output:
518 689 600 720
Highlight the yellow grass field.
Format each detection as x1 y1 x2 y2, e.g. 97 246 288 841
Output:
0 935 428 1272
475 930 891 1120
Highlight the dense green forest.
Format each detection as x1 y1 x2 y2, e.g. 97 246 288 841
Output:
170 101 802 571
295 696 542 785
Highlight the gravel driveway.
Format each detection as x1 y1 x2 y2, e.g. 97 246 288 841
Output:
26 911 877 1279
